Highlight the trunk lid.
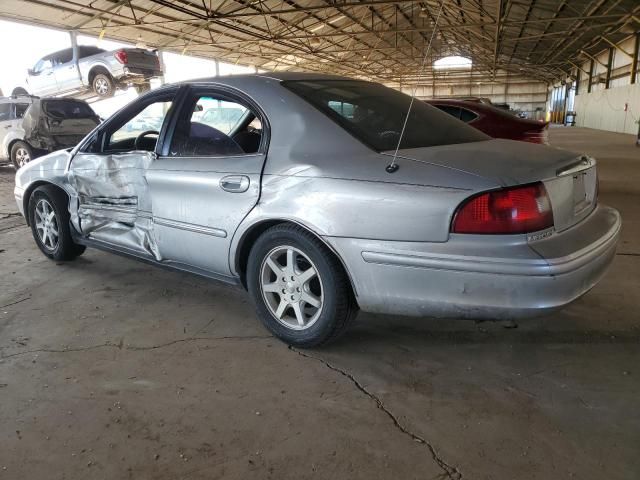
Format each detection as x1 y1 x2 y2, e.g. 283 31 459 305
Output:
384 138 597 232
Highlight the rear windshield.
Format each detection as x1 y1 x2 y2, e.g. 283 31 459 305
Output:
43 100 96 119
79 46 107 58
283 80 488 151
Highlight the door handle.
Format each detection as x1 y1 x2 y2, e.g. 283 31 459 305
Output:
220 175 250 193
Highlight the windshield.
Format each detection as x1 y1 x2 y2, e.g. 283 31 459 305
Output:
43 100 96 119
283 79 488 151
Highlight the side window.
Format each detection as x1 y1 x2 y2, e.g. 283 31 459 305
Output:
12 103 30 120
33 57 53 73
103 97 173 153
170 93 262 157
0 104 11 122
460 108 478 123
434 105 462 119
79 46 104 58
53 49 73 65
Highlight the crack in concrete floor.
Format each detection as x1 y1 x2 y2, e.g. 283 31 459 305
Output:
0 335 273 359
289 346 463 480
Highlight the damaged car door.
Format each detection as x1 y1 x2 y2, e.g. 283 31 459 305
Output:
68 88 178 256
145 87 268 278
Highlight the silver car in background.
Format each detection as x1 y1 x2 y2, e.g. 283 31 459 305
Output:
16 45 162 99
0 95 33 166
13 73 621 347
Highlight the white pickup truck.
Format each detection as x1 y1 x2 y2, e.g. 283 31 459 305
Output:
14 45 163 98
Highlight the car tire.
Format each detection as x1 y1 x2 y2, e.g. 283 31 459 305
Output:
28 185 86 261
92 73 115 98
247 224 357 347
11 141 33 169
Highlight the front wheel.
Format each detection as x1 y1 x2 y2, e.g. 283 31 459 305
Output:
28 185 86 261
247 224 357 347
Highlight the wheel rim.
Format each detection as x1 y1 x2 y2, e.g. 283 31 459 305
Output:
95 78 108 95
34 199 59 251
15 147 30 167
260 246 324 330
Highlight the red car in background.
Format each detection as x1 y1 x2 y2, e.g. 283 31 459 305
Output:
425 99 549 144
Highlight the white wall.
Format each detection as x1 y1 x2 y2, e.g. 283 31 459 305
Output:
574 83 640 135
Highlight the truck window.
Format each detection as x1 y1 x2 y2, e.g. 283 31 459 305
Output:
78 46 106 58
53 48 73 65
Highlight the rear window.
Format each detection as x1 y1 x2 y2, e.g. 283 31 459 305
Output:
79 46 106 58
43 100 96 119
283 80 488 151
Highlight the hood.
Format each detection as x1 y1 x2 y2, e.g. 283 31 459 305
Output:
383 138 580 186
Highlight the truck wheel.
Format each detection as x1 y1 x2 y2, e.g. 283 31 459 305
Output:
11 141 33 169
134 81 151 95
28 185 85 261
92 73 115 97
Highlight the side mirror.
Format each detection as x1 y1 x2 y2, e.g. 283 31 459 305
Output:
27 69 35 76
194 104 204 112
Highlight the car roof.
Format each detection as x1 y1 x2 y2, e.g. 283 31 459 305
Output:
172 72 361 89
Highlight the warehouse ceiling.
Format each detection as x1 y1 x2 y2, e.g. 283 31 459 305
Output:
1 0 639 84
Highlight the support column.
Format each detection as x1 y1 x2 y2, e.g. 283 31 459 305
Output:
605 47 614 89
631 33 639 85
158 49 167 86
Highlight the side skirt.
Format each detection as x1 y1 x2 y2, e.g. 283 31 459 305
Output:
72 233 242 287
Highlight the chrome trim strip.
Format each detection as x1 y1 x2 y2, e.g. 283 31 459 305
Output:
153 216 227 238
362 212 620 277
361 250 551 276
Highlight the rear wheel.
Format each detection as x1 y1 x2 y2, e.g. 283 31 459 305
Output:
28 185 85 261
134 81 151 95
247 224 357 347
11 141 33 169
92 73 115 98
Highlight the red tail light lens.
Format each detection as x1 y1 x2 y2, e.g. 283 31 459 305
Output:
114 49 128 64
452 182 553 234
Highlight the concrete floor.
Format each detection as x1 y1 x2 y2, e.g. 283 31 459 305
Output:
0 127 639 480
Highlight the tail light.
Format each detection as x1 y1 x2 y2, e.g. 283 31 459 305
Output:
114 49 128 64
452 182 553 234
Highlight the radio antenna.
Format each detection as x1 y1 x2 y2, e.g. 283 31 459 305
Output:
386 0 445 174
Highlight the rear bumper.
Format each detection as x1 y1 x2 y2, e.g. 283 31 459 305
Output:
116 67 162 82
327 205 621 319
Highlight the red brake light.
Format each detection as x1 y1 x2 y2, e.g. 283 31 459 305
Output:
114 49 128 64
452 182 553 234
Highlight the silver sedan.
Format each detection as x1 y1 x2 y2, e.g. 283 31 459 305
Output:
14 73 621 346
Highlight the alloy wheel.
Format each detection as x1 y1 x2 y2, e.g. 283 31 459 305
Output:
260 246 324 330
34 199 59 251
95 78 109 95
15 147 30 167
